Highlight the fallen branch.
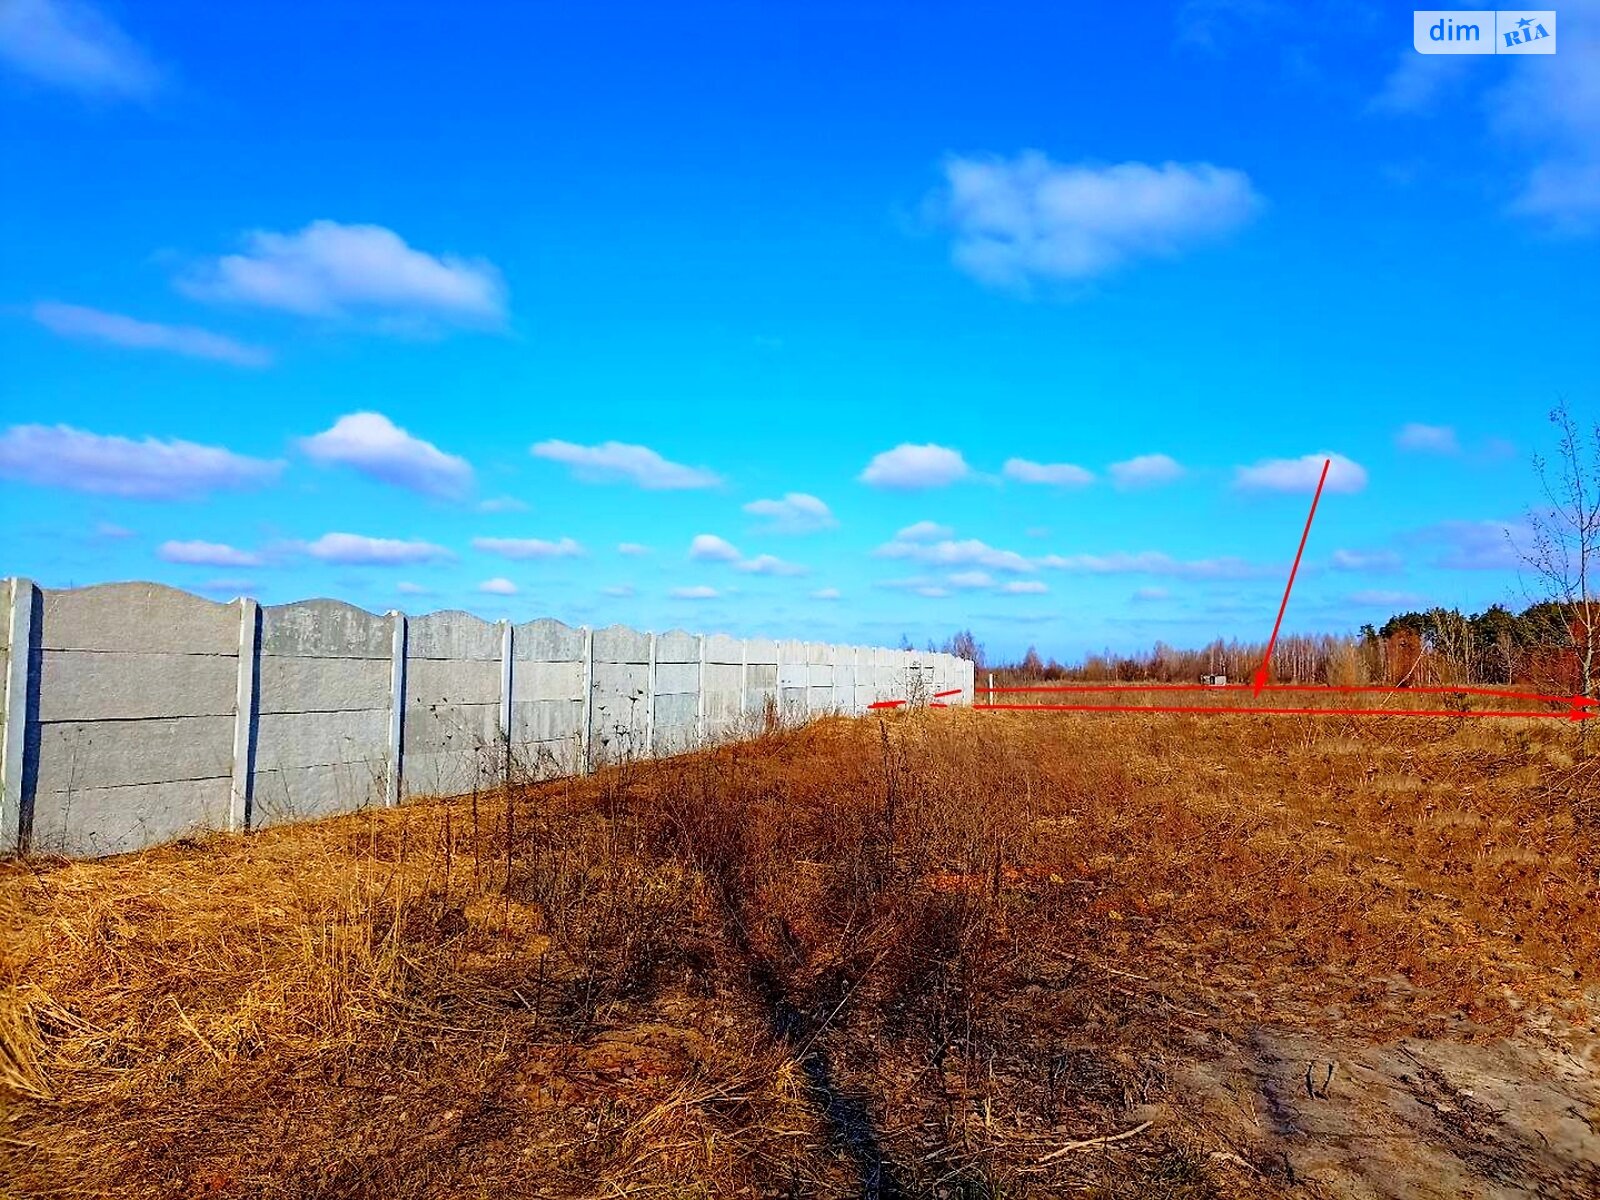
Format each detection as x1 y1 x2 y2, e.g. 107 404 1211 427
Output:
1039 1120 1154 1163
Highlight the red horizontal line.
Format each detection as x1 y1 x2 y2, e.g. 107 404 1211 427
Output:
981 682 1591 706
868 699 907 709
933 688 962 698
974 702 1589 721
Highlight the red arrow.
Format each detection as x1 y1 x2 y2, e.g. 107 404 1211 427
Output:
1253 457 1331 696
974 702 1590 721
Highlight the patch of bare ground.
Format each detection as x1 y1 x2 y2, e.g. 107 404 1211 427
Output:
3 706 1598 1197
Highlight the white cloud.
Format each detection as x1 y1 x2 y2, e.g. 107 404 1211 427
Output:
1415 519 1528 570
671 585 719 599
0 423 282 499
688 534 741 562
472 536 583 560
179 221 506 326
736 553 808 576
875 537 1035 574
1369 52 1474 116
1109 453 1185 488
478 577 518 596
477 495 528 513
602 584 635 598
859 443 970 489
1369 2 1600 232
743 492 837 533
948 570 995 589
617 542 651 556
300 412 473 499
0 0 158 97
1039 551 1263 579
531 439 721 489
879 576 956 598
1001 580 1049 595
396 581 434 596
1002 457 1095 486
1233 452 1367 494
31 303 270 367
1395 423 1459 454
1132 586 1169 602
304 532 452 565
197 577 257 596
1349 589 1422 607
158 540 263 567
896 520 955 542
935 152 1262 288
1491 6 1600 231
810 587 842 600
93 521 134 539
1511 162 1600 229
685 535 802 574
1330 548 1403 572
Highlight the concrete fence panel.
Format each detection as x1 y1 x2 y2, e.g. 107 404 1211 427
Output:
508 617 585 777
591 624 652 767
743 637 779 724
0 579 974 858
806 641 834 713
701 633 745 741
834 647 857 715
652 630 701 756
778 639 809 722
254 599 394 827
404 611 502 801
27 583 239 856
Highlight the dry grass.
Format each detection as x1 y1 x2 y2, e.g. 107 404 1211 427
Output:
2 707 1598 1197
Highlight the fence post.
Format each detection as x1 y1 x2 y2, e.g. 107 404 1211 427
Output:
803 642 812 718
740 639 749 728
646 631 657 756
695 635 707 745
579 626 593 774
385 611 407 807
499 619 513 788
229 597 260 833
1 578 38 855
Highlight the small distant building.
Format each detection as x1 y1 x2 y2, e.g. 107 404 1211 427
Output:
1200 673 1228 687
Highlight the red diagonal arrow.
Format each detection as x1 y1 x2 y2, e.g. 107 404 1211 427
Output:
1253 457 1331 696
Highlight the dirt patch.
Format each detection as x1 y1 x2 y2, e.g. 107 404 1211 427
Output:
1177 1020 1600 1198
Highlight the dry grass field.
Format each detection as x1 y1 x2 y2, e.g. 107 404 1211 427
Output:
3 703 1599 1198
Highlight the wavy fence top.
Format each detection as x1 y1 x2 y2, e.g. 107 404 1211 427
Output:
1 579 973 859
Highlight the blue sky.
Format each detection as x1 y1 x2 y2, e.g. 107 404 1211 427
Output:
1 1 1596 659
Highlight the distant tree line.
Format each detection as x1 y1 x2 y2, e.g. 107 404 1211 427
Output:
949 599 1589 695
934 400 1598 700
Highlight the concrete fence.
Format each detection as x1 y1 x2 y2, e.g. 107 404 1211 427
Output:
0 579 974 858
